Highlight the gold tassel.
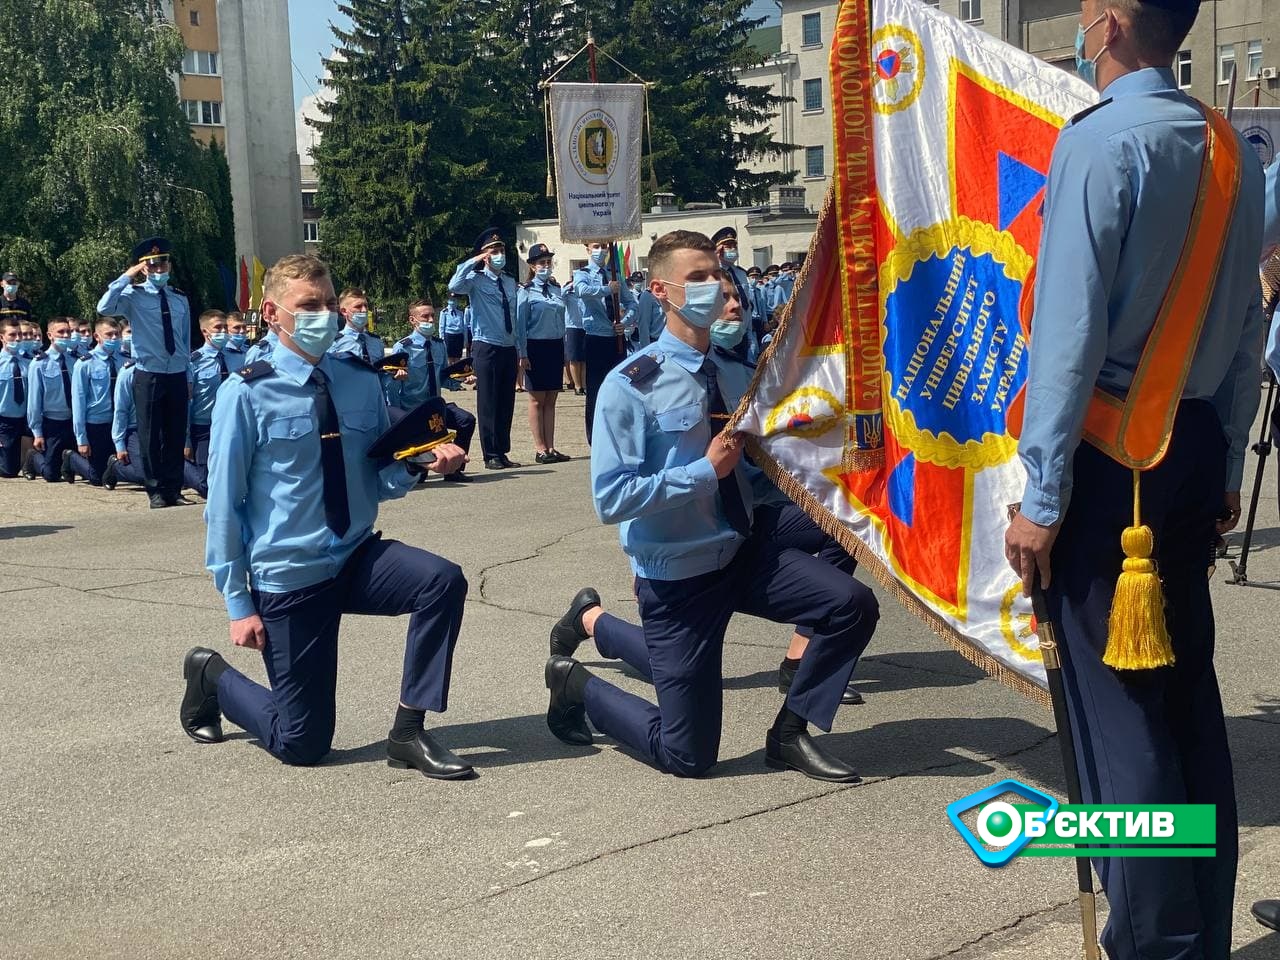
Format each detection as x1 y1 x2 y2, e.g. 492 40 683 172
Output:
1102 469 1175 670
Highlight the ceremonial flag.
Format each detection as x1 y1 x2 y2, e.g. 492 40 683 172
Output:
734 0 1095 701
250 256 265 310
217 261 237 311
549 82 644 242
1231 106 1280 167
238 257 250 312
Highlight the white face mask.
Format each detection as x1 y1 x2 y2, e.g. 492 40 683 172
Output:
662 279 726 330
274 304 339 358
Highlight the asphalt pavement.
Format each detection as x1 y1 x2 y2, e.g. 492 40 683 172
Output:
1 387 1277 959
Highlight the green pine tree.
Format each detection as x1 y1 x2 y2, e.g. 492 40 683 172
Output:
0 0 235 324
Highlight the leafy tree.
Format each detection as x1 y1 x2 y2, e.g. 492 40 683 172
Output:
0 0 235 326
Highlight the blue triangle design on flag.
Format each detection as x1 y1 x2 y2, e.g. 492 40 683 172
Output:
887 452 915 528
997 151 1047 232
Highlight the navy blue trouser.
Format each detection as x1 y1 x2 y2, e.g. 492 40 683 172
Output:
472 341 516 460
1048 401 1235 960
583 334 624 445
67 421 113 485
29 418 74 482
0 414 30 477
113 431 147 487
183 422 211 498
584 535 879 777
216 535 467 766
133 369 188 499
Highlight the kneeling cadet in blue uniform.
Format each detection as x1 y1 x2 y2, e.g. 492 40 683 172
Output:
181 254 476 781
544 230 878 781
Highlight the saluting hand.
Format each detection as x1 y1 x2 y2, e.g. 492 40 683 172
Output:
230 614 268 650
1004 511 1059 596
125 262 149 281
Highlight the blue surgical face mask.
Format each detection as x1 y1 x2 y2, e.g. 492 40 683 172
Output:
3 284 16 297
663 279 726 330
489 253 506 271
54 337 76 352
100 339 121 355
1074 15 1106 88
418 321 438 339
79 334 92 348
230 333 247 348
348 311 368 330
448 299 458 308
722 249 739 264
122 335 133 350
275 305 338 358
590 248 606 266
150 272 170 288
535 266 551 280
209 332 229 349
709 319 746 349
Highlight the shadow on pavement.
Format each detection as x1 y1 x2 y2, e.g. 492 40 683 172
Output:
0 523 71 541
1233 932 1280 958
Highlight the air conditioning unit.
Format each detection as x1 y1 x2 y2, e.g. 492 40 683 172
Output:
1261 66 1277 80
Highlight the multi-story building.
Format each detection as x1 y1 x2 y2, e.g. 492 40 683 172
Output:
739 0 1280 205
170 0 305 270
300 163 322 256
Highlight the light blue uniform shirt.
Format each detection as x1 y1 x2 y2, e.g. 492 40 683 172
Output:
572 262 638 338
1020 68 1265 525
204 346 418 620
385 331 460 408
112 363 138 452
0 348 29 419
632 290 666 348
26 347 75 431
96 275 191 375
518 278 567 341
329 325 386 364
71 348 122 443
563 287 585 331
591 328 754 581
440 304 467 336
190 343 246 426
447 260 526 354
244 332 277 365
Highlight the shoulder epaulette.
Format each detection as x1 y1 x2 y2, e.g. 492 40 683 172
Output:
33 351 48 361
237 361 275 382
124 360 136 369
398 335 414 346
189 349 203 361
332 352 379 372
1068 98 1113 126
619 353 662 385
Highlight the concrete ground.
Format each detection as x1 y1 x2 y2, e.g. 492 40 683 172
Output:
1 386 1277 960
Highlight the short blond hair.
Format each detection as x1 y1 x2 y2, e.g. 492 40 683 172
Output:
264 254 330 303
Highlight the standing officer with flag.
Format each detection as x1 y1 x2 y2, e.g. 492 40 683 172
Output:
1005 2 1264 956
448 228 526 470
97 238 193 508
574 241 637 444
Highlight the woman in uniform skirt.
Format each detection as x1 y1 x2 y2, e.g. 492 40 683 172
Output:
517 243 570 463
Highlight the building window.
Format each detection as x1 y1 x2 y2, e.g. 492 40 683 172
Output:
1176 50 1192 89
1247 39 1263 81
189 10 200 26
301 190 319 215
805 146 824 178
181 49 219 76
803 78 822 111
181 99 223 126
960 0 981 22
303 221 320 243
1219 44 1236 84
801 13 821 47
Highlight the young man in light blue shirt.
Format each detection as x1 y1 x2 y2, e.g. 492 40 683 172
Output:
66 318 125 485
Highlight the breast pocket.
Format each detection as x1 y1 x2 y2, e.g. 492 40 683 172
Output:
261 413 315 468
655 400 703 433
41 364 63 381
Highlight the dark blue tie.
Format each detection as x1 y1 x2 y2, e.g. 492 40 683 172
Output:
496 275 512 334
11 355 24 405
59 353 71 406
425 342 438 398
701 358 751 537
159 288 176 355
311 368 350 537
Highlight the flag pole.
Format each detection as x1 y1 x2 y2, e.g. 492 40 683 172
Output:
586 33 627 358
1030 582 1101 960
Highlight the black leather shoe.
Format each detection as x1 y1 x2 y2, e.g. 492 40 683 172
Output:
386 730 475 780
1253 899 1280 932
484 457 506 470
442 470 472 483
149 494 169 509
19 450 36 480
765 731 860 783
550 587 600 657
545 655 592 745
551 450 571 462
60 449 75 483
499 455 521 468
535 451 557 464
102 455 119 491
779 660 864 706
167 494 195 506
181 647 226 744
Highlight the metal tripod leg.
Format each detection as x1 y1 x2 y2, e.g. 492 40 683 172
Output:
1227 373 1280 588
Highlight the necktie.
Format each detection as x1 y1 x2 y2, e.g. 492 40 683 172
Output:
311 368 351 537
425 342 438 398
108 357 118 407
11 356 24 406
357 333 369 362
701 358 751 537
216 350 228 381
59 353 71 407
159 287 176 355
496 275 513 334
